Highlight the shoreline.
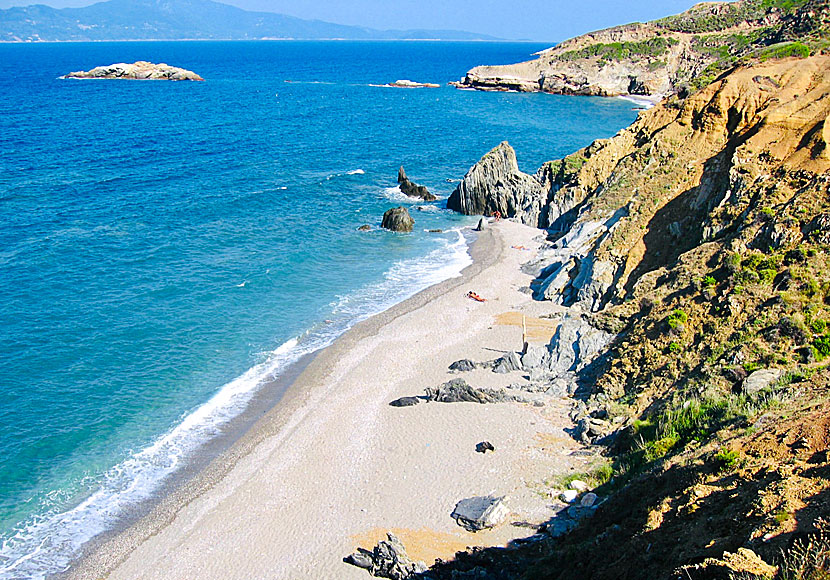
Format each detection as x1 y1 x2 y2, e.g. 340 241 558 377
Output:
66 220 587 579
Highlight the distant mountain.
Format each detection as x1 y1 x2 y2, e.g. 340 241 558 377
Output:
0 0 500 42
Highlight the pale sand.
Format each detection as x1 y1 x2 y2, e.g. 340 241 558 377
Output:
70 221 593 580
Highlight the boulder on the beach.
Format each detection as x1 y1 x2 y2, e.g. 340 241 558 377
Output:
398 167 437 201
389 396 421 407
476 441 495 453
344 533 427 579
448 359 477 372
475 217 487 231
382 207 414 232
425 378 505 404
451 495 508 531
64 61 203 81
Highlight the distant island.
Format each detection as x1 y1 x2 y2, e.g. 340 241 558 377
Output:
63 61 204 80
0 0 501 42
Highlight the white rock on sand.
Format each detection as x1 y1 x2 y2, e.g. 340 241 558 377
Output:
70 221 587 580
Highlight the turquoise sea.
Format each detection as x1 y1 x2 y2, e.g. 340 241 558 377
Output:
0 40 638 578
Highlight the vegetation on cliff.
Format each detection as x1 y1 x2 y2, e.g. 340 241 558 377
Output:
454 0 830 98
430 41 830 580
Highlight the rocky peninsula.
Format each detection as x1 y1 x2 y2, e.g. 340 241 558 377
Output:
452 0 827 99
63 61 204 81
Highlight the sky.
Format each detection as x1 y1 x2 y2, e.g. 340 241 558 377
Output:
0 0 705 41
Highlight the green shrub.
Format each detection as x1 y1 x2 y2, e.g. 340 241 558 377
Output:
702 275 717 287
714 448 739 470
667 309 689 329
759 268 777 284
811 319 827 334
759 41 811 62
813 336 830 359
668 341 682 354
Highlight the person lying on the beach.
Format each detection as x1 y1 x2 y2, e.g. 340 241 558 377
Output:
511 245 530 251
467 291 486 302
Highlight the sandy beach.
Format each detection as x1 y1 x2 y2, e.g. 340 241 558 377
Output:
69 220 591 580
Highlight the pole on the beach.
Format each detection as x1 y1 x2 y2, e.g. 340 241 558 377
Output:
522 315 528 354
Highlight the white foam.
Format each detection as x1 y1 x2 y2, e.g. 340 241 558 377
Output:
618 95 657 109
0 232 473 580
346 169 365 175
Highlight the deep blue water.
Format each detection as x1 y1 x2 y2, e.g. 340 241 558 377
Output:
0 41 637 578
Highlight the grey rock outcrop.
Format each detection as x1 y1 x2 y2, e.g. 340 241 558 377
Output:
447 142 547 227
492 351 523 374
382 207 414 232
425 378 518 404
344 533 427 579
547 315 612 377
64 61 204 81
741 369 786 395
397 167 437 201
449 359 478 372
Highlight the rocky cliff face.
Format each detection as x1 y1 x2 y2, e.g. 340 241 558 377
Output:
452 0 829 99
432 52 830 580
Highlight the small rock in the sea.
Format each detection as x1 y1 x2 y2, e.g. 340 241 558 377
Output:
560 489 579 503
448 359 477 372
569 479 589 493
64 61 203 81
389 396 420 407
580 492 598 507
358 224 372 231
397 166 437 201
451 495 508 532
428 229 444 233
381 206 414 232
475 441 495 453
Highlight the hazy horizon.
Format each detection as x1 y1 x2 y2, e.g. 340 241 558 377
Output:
0 0 703 42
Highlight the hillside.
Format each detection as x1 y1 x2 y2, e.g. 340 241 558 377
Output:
452 0 830 98
0 0 498 42
425 46 830 580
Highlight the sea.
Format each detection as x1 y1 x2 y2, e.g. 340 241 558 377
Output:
0 40 638 578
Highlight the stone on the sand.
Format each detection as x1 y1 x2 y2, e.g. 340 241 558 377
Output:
559 489 579 503
451 495 508 532
389 396 420 407
397 167 437 201
475 217 487 231
64 61 203 81
569 479 589 493
475 441 495 453
580 492 598 507
741 368 786 395
344 533 427 579
448 359 477 372
492 351 522 374
382 207 414 232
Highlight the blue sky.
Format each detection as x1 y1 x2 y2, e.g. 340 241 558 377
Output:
0 0 703 41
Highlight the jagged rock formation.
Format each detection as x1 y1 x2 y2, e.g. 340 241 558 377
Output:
446 142 546 226
451 0 829 99
397 167 436 201
63 61 204 81
381 207 414 232
344 533 427 579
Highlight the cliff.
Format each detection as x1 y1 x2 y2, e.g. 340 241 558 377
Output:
452 0 830 99
428 53 830 580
